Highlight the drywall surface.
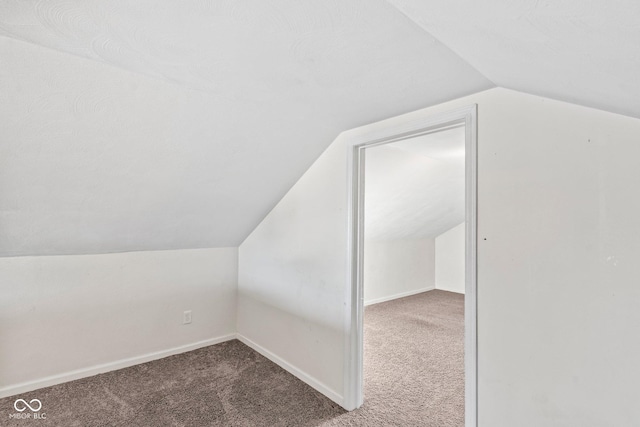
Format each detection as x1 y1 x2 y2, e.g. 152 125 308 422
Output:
474 89 640 427
364 238 435 305
0 248 237 395
364 133 465 241
435 222 465 294
0 0 492 257
237 90 491 405
237 138 348 403
386 0 640 119
238 87 640 425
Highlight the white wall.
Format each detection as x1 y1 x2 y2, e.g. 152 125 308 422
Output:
0 248 237 397
475 90 640 427
237 87 640 425
364 238 435 305
435 222 465 294
237 139 348 404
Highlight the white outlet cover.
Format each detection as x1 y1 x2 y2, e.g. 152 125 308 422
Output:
183 311 192 324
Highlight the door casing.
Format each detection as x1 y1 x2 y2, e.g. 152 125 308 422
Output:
343 104 478 427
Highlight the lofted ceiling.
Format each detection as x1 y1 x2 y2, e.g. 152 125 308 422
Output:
387 0 640 118
0 0 491 256
365 127 465 241
0 0 637 256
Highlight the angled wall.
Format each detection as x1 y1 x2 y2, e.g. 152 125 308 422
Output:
236 137 348 403
238 87 640 425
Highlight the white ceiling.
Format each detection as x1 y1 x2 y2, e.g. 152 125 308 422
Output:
0 0 491 256
364 128 465 241
387 0 640 118
1 0 638 256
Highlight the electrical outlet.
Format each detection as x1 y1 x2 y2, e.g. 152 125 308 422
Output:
183 310 192 325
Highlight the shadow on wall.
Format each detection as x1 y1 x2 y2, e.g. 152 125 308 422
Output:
435 222 465 294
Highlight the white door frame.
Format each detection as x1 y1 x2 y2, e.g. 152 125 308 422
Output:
343 105 478 427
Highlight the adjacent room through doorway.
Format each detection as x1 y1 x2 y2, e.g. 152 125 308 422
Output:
344 106 477 425
362 125 466 425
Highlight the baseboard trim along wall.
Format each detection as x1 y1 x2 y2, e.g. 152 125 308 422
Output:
0 334 237 399
435 284 465 294
2 332 345 406
364 286 435 306
236 334 344 407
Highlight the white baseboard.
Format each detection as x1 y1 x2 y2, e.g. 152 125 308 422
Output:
435 284 465 294
3 332 346 410
236 333 344 407
364 286 435 306
0 333 236 399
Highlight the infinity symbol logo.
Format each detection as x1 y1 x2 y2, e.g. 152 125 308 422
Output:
14 399 42 412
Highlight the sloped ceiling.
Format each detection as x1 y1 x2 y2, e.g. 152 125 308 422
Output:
1 1 638 256
387 0 640 118
0 0 492 256
365 127 465 241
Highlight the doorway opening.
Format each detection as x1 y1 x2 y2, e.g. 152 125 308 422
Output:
344 106 477 426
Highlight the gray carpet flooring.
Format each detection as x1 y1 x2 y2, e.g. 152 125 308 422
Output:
0 290 463 426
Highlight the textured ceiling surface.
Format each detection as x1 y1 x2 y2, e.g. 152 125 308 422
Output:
388 0 640 118
365 128 465 241
1 1 637 256
0 0 492 256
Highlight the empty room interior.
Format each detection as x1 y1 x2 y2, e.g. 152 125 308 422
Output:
2 1 640 426
361 126 466 425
